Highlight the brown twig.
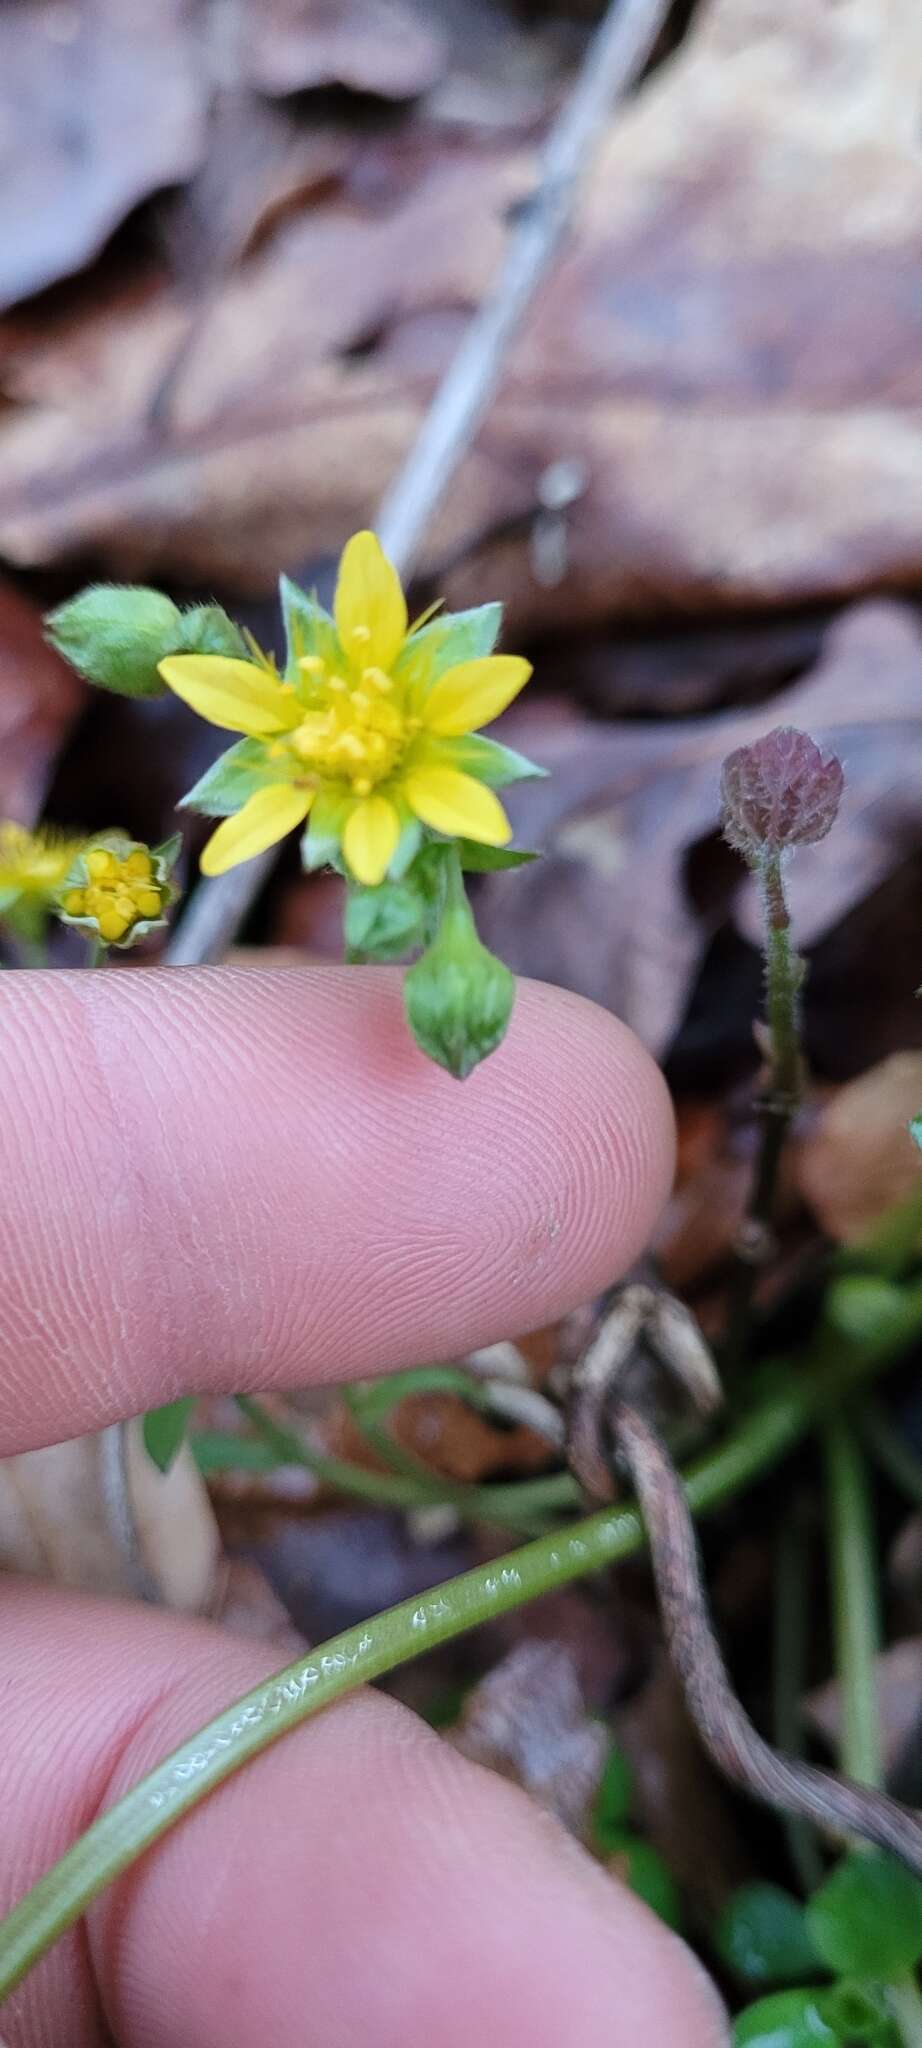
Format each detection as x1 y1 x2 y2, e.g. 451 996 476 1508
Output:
165 0 671 970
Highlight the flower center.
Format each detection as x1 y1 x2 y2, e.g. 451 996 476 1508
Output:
64 848 164 944
288 656 421 797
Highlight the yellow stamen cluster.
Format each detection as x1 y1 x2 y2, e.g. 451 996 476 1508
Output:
63 847 164 943
287 655 421 798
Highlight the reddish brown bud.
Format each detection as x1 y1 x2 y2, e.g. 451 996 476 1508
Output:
720 726 844 862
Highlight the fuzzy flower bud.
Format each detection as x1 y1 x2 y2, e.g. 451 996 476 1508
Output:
720 727 844 864
46 588 245 698
57 832 180 948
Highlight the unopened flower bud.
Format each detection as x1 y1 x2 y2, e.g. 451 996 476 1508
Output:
405 896 514 1079
46 588 245 697
720 727 844 863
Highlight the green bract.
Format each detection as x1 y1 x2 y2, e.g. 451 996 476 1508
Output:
142 1397 196 1474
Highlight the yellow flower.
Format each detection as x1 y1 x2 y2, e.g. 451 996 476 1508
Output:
58 834 180 947
0 822 83 907
159 531 534 887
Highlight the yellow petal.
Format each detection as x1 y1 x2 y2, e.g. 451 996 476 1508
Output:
334 531 407 674
200 786 312 875
342 795 401 886
403 766 511 846
159 656 299 736
422 655 532 738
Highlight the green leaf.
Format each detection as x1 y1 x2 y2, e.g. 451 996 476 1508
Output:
824 1277 909 1347
590 1741 632 1849
180 739 293 818
821 1982 896 2047
191 1430 288 1474
605 1832 682 1932
278 574 339 677
807 1853 922 1980
715 1884 822 1988
457 842 538 872
394 603 503 690
732 1990 839 2047
344 878 426 962
142 1397 195 1474
436 733 545 788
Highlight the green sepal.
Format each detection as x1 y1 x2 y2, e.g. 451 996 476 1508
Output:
435 733 545 788
715 1884 822 1989
806 1853 922 1980
180 739 293 818
732 1989 840 2046
910 1112 922 1152
394 602 502 695
344 879 427 963
177 606 247 659
279 574 340 681
603 1831 681 1932
143 1397 195 1474
457 842 538 872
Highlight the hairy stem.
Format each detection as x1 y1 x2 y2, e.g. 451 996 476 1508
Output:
726 851 805 1368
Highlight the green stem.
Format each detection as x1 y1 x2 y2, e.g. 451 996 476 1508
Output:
823 1409 882 1791
0 1332 908 2006
773 1500 823 1893
726 852 805 1368
236 1395 574 1535
889 1978 922 2048
85 937 105 969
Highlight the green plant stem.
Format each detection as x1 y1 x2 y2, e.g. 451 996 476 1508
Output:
236 1395 574 1535
823 1410 882 1792
823 1413 922 2041
773 1500 824 1893
726 852 805 1368
890 1979 922 2048
85 937 105 968
0 1330 911 2006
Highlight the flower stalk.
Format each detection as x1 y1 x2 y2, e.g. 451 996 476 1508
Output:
3 1299 922 2008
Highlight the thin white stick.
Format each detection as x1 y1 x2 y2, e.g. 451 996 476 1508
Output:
166 0 669 968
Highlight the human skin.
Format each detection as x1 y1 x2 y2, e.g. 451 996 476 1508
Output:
0 966 728 2048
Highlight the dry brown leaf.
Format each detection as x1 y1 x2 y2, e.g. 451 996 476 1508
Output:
0 576 85 820
243 0 448 100
4 0 920 620
479 601 922 1053
805 1636 922 1777
450 1642 608 1835
795 1052 922 1244
0 0 207 311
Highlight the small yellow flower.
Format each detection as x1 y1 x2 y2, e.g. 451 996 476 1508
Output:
58 834 179 947
0 822 84 907
159 531 534 887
